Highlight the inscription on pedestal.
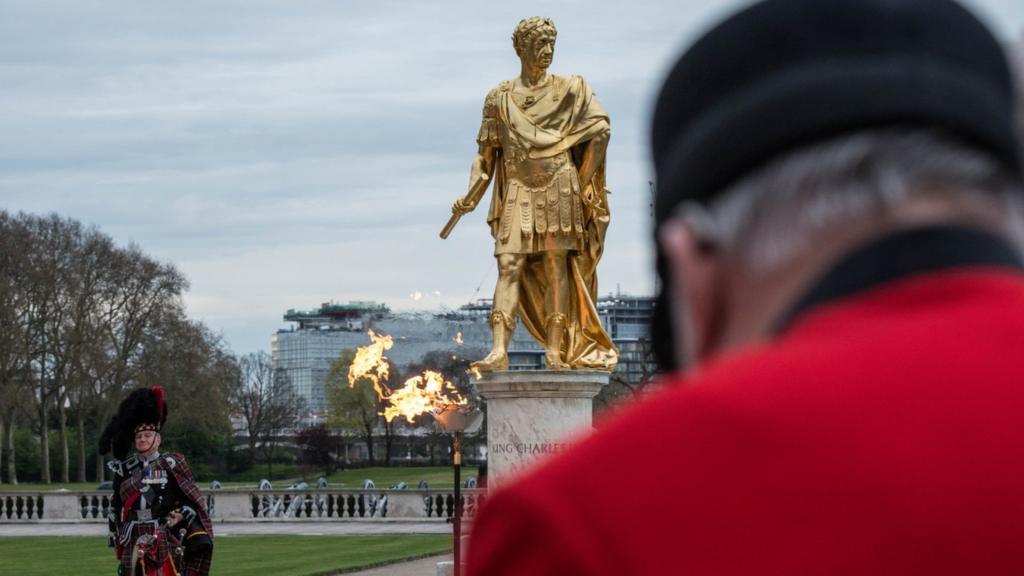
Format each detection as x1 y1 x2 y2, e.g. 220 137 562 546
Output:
476 370 608 487
490 441 577 456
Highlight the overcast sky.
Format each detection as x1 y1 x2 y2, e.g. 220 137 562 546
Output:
2 0 1022 355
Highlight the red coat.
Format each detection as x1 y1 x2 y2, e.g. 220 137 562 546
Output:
468 267 1024 575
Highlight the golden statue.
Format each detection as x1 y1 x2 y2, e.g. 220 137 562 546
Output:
442 16 619 372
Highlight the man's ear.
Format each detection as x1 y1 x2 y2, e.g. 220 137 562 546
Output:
659 219 722 366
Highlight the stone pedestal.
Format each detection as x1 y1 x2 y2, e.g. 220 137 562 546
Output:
476 369 608 487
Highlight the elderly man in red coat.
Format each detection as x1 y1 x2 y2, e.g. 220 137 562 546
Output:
468 0 1024 574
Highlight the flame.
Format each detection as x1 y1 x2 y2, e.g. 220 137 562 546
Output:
348 330 393 398
454 331 463 345
347 331 470 424
383 370 467 423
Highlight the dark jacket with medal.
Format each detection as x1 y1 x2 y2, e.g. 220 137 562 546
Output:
109 451 213 550
100 387 214 576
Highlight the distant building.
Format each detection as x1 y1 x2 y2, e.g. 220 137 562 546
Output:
448 299 545 370
599 295 657 385
451 295 657 378
272 295 657 414
272 302 391 413
273 300 493 415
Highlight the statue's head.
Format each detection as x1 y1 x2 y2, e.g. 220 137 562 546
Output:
512 17 557 70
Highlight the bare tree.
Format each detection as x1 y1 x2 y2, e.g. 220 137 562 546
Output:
0 210 231 484
136 311 236 450
0 213 187 483
41 219 108 483
86 245 186 481
18 213 73 484
230 352 305 478
0 213 30 483
63 229 115 482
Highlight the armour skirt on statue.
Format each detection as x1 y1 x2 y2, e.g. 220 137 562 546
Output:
494 166 586 256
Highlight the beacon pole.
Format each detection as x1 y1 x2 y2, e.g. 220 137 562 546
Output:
432 406 482 576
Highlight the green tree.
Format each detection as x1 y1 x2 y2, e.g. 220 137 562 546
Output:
326 349 384 465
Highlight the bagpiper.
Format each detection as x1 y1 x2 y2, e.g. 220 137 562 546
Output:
99 386 214 576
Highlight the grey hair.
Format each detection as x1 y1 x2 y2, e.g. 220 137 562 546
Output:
682 129 1024 270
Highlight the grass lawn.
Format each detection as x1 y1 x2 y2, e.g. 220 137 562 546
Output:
0 535 451 576
324 466 479 490
0 465 481 492
218 463 302 484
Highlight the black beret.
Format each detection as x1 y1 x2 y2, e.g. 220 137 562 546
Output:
651 0 1022 223
649 0 1022 372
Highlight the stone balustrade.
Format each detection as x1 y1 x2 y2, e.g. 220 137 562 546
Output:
0 489 486 523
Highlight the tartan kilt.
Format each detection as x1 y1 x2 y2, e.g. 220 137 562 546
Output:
118 524 212 576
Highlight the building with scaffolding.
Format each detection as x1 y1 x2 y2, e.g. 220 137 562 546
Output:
272 295 657 415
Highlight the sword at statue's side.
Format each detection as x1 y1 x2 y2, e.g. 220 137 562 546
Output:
440 173 490 239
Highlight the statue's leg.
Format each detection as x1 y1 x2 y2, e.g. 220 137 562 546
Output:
472 254 524 371
542 250 570 369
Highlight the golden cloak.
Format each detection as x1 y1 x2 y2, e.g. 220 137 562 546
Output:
478 75 618 370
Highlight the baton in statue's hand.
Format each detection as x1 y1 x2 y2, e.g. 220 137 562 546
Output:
441 173 490 239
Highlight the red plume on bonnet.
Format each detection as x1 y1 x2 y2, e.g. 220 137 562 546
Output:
153 386 165 424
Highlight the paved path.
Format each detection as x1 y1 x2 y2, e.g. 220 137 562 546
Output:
339 554 451 576
0 521 450 537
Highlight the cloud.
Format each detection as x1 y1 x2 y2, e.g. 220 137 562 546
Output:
3 0 1021 353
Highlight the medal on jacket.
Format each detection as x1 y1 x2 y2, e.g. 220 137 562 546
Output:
143 468 167 486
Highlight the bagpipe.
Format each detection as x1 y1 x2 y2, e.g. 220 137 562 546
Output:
173 507 212 560
126 533 174 576
120 508 211 576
